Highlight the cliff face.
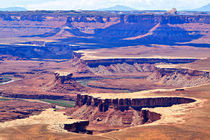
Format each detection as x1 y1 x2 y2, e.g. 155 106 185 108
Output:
69 105 161 127
65 14 207 44
147 68 210 87
75 94 195 111
55 73 73 84
66 94 194 127
73 56 210 88
88 63 156 75
85 58 197 67
71 55 198 75
66 15 210 25
0 12 209 24
0 11 209 59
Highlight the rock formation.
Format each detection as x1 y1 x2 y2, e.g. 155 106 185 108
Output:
72 53 210 88
166 8 178 15
75 94 195 111
50 73 85 93
85 58 197 68
66 94 195 127
64 121 92 134
0 11 209 59
147 68 210 87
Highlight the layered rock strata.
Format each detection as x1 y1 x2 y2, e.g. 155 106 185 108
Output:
66 94 195 127
148 68 210 87
0 11 209 59
75 94 195 111
85 58 197 68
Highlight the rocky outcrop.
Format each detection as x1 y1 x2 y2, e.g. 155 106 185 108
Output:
166 8 177 15
64 121 92 134
68 105 161 127
88 63 156 75
66 14 210 25
70 56 209 88
71 54 197 75
50 73 85 93
66 94 195 127
147 68 210 87
0 11 209 59
85 58 197 68
0 12 209 24
75 94 195 111
55 73 73 84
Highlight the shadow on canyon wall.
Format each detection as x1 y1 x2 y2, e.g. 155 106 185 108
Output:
0 13 209 59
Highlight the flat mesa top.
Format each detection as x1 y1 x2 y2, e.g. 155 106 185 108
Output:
0 108 87 129
74 45 210 61
55 71 71 76
81 88 186 99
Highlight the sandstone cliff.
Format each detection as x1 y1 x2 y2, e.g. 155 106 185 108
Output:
66 94 195 127
147 68 210 87
0 11 209 59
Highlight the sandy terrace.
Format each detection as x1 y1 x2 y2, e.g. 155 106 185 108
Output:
143 98 204 126
0 108 86 133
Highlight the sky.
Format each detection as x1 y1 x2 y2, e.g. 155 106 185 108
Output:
0 0 209 10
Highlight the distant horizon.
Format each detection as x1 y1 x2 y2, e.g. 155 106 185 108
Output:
0 0 209 11
0 5 209 12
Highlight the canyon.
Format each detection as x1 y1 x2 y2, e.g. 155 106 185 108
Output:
0 10 209 140
64 94 194 130
0 11 209 59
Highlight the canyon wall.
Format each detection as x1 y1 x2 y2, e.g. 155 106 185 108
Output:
147 68 210 87
88 63 156 75
66 94 194 127
1 12 209 26
72 56 210 87
71 54 198 75
75 94 195 112
85 58 197 67
0 11 209 59
66 14 210 25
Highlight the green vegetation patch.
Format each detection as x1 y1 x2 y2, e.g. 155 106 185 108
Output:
0 97 10 101
40 99 75 107
0 77 11 83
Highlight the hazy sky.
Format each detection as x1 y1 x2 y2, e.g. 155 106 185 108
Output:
0 0 209 10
